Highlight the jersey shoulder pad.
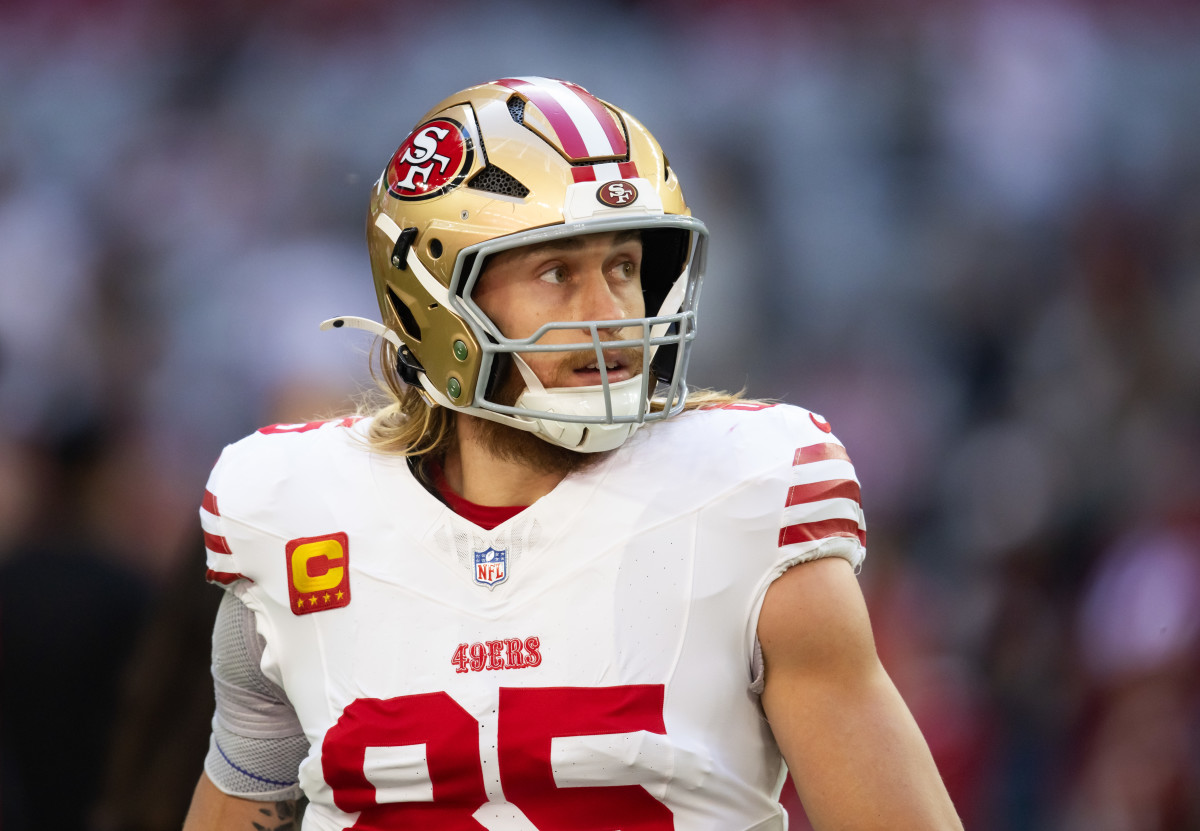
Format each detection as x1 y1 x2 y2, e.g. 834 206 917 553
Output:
200 416 372 587
664 402 867 563
658 401 842 475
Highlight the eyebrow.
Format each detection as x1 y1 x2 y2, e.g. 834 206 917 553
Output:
524 229 642 255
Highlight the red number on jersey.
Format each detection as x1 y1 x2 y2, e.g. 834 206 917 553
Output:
451 643 470 674
321 686 671 828
499 685 673 829
322 692 487 829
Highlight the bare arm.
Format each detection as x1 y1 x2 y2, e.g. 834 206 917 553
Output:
183 772 300 831
758 556 963 830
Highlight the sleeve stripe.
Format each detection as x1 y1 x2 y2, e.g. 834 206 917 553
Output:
206 568 249 585
779 518 867 548
782 499 862 528
786 478 861 508
205 530 232 555
203 489 220 515
793 442 851 465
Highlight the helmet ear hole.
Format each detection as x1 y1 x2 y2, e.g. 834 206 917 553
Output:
428 238 443 258
386 287 422 341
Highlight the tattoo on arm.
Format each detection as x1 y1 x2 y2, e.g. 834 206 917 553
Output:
250 800 298 831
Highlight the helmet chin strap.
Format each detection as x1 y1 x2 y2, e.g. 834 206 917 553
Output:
320 317 642 453
320 316 441 406
320 316 401 349
509 354 643 453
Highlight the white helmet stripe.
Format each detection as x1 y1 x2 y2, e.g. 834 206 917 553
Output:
498 77 626 160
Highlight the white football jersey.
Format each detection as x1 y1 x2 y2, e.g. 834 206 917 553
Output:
201 403 866 830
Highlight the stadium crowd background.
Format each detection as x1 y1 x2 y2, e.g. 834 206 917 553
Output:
2 0 1199 828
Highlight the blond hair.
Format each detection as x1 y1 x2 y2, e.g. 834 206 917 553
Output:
362 341 755 458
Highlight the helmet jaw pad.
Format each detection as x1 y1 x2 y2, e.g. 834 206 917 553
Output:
373 220 484 408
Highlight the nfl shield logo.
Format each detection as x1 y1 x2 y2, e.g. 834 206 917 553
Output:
473 547 508 589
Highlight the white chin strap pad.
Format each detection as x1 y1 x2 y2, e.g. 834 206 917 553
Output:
514 367 644 453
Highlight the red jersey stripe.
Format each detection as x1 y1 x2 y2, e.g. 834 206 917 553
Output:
495 78 590 160
785 479 861 508
202 489 219 515
793 443 851 466
206 568 248 585
562 81 628 155
204 531 232 555
778 518 866 548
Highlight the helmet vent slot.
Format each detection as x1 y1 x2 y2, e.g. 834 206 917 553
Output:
468 165 530 198
506 95 526 124
386 287 422 342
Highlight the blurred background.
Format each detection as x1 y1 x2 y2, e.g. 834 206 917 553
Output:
2 0 1199 828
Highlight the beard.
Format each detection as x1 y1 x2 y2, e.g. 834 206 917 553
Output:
467 346 645 478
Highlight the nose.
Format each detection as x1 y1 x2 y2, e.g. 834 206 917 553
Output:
574 271 632 331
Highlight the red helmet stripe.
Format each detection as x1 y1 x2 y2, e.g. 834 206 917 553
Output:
561 80 628 156
496 78 588 158
496 77 626 161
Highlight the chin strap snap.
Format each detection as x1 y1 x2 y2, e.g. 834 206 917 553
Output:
320 316 401 347
319 315 425 387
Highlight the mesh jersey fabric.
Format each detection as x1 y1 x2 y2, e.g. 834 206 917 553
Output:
204 591 307 800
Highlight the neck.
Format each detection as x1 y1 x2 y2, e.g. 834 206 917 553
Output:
444 413 572 506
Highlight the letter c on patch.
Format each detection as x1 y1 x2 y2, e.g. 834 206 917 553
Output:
285 533 352 615
291 538 345 593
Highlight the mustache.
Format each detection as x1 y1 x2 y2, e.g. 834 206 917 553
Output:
557 345 645 373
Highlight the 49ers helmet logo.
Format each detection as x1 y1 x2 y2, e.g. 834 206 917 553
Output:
386 117 474 201
596 180 638 207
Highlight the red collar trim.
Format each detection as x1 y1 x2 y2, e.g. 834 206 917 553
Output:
429 460 528 530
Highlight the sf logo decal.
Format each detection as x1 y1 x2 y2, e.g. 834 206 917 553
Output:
386 117 474 201
597 180 638 207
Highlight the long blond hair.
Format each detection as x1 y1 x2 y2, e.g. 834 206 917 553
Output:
362 341 753 459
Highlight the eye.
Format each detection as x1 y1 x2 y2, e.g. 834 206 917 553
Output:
612 260 639 281
538 266 567 285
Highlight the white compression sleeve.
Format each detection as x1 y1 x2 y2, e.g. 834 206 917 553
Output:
204 591 308 800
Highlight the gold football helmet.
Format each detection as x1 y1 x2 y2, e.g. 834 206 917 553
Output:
324 76 708 452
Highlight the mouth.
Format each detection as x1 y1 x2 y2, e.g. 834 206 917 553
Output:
563 348 640 386
573 360 631 385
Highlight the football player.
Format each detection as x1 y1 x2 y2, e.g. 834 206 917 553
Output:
184 77 962 830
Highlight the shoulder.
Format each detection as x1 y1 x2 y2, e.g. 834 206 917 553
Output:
616 400 859 508
213 415 368 473
201 415 410 586
204 415 379 522
643 401 849 478
632 401 866 566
